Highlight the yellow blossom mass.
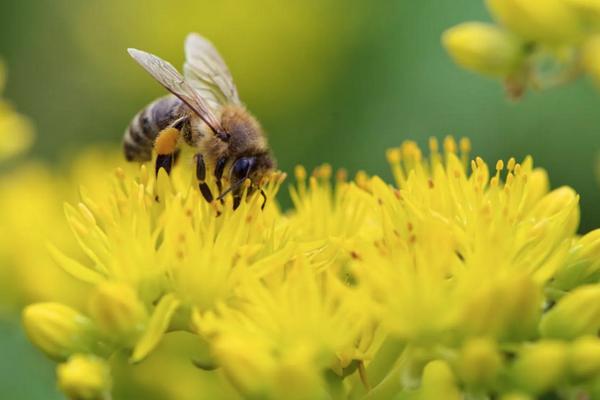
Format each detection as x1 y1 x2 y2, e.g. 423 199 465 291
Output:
18 137 600 399
443 0 600 98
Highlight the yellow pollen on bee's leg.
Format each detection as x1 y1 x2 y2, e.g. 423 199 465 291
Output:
154 127 180 155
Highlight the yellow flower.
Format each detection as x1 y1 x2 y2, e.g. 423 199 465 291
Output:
510 341 568 395
195 261 368 399
22 302 101 361
356 138 578 343
57 354 111 400
442 22 523 77
0 60 34 160
457 338 503 390
20 138 599 399
568 335 600 381
487 0 581 44
540 284 600 339
87 281 148 346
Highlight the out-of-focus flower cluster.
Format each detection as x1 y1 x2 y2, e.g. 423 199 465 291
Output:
0 60 34 161
17 137 600 400
443 0 600 98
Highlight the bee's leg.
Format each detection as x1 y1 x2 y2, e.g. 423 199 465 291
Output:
154 127 181 176
195 153 214 203
214 156 228 200
259 189 267 210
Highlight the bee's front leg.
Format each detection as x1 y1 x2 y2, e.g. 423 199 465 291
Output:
154 127 181 176
195 153 214 203
214 156 228 200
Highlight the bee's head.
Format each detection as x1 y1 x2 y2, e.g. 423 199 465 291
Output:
228 152 276 207
230 153 275 188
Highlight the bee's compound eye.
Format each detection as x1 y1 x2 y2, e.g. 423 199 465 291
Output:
231 157 254 181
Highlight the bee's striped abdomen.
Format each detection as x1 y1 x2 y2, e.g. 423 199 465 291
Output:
123 95 184 161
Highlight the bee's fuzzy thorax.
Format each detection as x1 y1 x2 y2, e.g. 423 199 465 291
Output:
220 105 267 155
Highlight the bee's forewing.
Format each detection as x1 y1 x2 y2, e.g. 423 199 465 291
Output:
183 33 241 108
128 48 223 133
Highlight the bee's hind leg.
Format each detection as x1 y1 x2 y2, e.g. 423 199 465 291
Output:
154 127 181 176
195 153 214 203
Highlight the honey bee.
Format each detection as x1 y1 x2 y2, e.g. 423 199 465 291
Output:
124 33 275 209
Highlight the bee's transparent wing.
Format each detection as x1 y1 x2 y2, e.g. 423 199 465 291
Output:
183 33 241 110
128 48 223 134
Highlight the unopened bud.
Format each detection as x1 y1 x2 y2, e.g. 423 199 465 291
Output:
57 354 111 400
552 229 600 292
540 285 600 339
511 341 568 394
487 0 580 44
568 336 600 381
458 338 503 389
88 282 148 346
443 22 522 77
22 303 97 361
420 360 461 400
530 186 579 235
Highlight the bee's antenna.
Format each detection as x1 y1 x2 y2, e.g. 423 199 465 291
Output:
259 189 267 210
216 186 234 201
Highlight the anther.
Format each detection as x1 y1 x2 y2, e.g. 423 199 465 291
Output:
459 137 471 154
443 136 457 154
507 157 516 171
428 137 439 153
294 165 307 182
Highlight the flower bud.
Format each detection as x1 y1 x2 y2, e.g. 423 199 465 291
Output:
530 186 579 236
540 285 600 339
511 341 568 394
420 360 461 400
552 229 600 292
582 35 600 87
442 22 522 77
487 0 581 44
568 336 600 381
22 302 97 361
57 354 111 400
88 282 148 346
458 338 503 389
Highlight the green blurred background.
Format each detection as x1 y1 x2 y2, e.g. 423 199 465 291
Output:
0 0 598 398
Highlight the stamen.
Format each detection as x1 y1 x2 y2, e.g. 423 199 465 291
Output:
507 157 516 172
428 137 439 154
443 136 457 154
294 165 307 182
459 137 471 154
496 160 504 172
386 148 402 164
336 168 348 183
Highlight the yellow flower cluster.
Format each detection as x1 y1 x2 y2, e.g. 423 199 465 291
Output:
442 0 600 98
0 61 34 160
21 138 600 399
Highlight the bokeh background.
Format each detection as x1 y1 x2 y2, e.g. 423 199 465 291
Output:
0 0 598 398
